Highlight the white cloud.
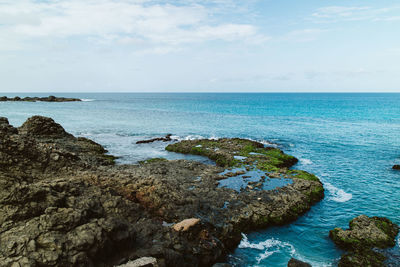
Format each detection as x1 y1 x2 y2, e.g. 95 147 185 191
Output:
284 28 327 42
0 0 267 51
311 5 400 23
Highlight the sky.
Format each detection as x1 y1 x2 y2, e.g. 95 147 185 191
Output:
0 0 399 92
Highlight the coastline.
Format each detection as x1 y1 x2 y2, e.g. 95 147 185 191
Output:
0 116 324 266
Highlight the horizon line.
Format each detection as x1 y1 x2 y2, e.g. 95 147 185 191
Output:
1 91 400 94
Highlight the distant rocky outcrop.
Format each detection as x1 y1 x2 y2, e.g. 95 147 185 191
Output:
329 215 399 266
0 95 81 102
0 116 324 267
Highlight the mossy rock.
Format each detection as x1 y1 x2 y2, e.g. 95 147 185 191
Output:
329 215 399 250
330 215 399 267
165 138 298 169
339 249 386 267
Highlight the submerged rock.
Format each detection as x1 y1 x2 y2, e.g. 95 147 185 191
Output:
287 258 312 267
0 116 325 267
329 215 399 266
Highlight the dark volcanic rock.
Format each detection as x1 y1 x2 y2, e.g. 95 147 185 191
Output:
0 116 325 267
329 215 399 267
0 96 81 102
392 165 400 170
287 258 312 267
19 116 71 137
136 134 174 144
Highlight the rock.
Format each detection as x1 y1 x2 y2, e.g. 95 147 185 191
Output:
0 117 325 267
18 116 70 137
0 96 81 102
136 134 174 144
329 215 399 250
212 263 232 267
329 215 399 266
117 257 158 267
287 258 312 267
173 218 200 232
392 165 400 170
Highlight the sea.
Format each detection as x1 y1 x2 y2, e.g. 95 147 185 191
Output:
1 93 399 266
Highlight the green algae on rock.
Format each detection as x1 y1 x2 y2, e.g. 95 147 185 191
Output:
166 138 298 170
329 215 399 267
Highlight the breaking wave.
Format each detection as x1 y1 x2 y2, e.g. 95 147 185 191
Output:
324 182 352 202
238 234 296 263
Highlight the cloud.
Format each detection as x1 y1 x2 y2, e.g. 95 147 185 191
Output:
310 5 400 23
284 28 327 42
0 0 267 52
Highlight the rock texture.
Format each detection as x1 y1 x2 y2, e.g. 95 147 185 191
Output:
287 258 312 267
329 215 399 266
0 96 81 102
0 116 325 267
136 134 174 144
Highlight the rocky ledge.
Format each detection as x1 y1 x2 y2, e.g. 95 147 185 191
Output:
330 215 399 266
0 116 324 267
0 96 81 102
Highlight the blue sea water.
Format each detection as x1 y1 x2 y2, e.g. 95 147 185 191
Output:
1 93 400 266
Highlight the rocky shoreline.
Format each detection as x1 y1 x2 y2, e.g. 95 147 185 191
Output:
0 96 81 102
0 116 326 266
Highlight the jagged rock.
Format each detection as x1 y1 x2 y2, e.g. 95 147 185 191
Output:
173 218 200 232
287 258 312 267
329 215 399 267
19 116 71 137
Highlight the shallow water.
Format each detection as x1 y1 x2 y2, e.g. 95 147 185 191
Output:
1 93 400 266
218 168 293 192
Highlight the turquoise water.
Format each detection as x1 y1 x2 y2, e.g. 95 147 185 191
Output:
1 93 399 266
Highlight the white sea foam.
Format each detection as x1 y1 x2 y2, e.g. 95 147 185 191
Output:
258 140 279 147
238 234 295 263
182 135 206 140
81 99 95 102
324 182 352 202
300 158 313 165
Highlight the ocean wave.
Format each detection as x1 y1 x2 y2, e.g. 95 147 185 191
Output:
324 182 352 202
81 99 95 102
258 140 279 147
300 158 313 165
238 234 295 263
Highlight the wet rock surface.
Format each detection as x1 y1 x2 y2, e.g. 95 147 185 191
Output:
287 258 312 267
329 215 399 266
0 96 81 102
0 116 325 267
136 134 174 144
392 165 400 170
